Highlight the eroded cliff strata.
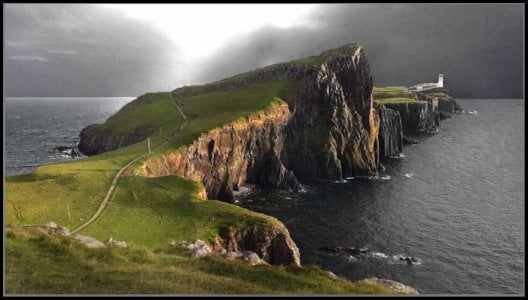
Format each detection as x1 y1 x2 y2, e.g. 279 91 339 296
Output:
136 44 380 197
281 47 380 180
378 106 403 158
136 103 300 200
382 101 439 134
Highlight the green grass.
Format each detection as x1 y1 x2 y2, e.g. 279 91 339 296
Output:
374 97 421 104
80 175 282 248
4 44 418 295
5 93 185 230
83 92 180 137
291 44 361 67
372 86 420 104
155 80 299 154
5 79 298 244
6 227 403 295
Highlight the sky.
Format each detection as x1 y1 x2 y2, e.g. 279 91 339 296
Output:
4 4 524 98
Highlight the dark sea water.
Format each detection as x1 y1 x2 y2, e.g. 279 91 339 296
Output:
238 99 525 294
4 98 524 294
4 97 132 176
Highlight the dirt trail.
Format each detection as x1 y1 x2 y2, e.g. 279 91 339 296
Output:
71 93 187 234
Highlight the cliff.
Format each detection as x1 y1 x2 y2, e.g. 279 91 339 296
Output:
378 106 403 157
78 93 172 155
80 43 380 199
281 46 379 180
136 102 300 200
224 224 301 266
382 101 439 134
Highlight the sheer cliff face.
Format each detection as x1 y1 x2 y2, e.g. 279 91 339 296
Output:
383 101 440 133
136 103 299 200
282 47 380 180
136 45 379 195
379 106 403 157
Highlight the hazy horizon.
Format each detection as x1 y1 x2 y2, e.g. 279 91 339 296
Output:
4 4 524 99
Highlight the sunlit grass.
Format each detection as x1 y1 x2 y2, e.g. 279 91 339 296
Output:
6 227 402 295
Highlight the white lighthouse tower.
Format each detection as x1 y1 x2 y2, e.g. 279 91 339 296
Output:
437 74 444 88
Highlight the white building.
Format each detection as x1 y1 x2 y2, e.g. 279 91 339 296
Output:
410 74 444 91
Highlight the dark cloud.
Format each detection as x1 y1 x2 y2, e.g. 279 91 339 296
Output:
195 4 524 99
5 4 181 97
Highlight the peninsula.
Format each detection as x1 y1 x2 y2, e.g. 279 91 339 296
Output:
6 44 458 294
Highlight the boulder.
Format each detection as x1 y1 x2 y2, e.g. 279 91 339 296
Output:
242 251 263 266
223 250 244 260
326 271 339 279
73 234 105 249
55 226 70 237
190 240 212 257
41 221 58 229
104 237 127 248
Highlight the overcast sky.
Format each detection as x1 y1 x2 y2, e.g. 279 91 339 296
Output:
4 4 524 98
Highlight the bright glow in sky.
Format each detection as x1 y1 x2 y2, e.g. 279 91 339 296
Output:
103 4 318 61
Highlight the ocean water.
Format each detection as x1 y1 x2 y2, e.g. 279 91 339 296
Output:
238 99 524 294
4 97 132 176
4 98 524 294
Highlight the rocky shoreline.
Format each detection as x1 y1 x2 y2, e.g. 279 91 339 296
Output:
74 45 465 293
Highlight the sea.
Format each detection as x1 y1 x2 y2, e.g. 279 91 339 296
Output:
4 97 133 176
4 98 525 294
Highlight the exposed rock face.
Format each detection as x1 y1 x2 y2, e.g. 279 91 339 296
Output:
104 237 127 248
190 240 212 257
378 106 403 158
136 103 300 201
225 225 301 266
281 46 379 179
73 234 105 249
78 124 154 156
78 94 157 156
383 101 439 134
438 98 455 113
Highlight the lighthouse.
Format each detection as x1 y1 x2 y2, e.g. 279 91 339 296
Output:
437 74 444 88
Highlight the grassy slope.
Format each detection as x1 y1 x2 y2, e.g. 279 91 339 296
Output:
6 227 398 295
5 46 413 294
372 86 418 104
5 93 184 229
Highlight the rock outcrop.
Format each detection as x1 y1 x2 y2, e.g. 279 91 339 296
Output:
281 46 380 180
136 102 300 201
78 94 157 156
224 225 301 266
378 106 403 158
383 101 439 134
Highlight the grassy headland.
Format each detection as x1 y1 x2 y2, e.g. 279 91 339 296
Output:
5 45 415 294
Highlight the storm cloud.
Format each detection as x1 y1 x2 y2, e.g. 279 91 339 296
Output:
195 4 524 99
4 4 523 98
5 4 181 97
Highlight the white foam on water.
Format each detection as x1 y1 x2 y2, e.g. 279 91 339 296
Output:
370 252 389 259
404 173 414 178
